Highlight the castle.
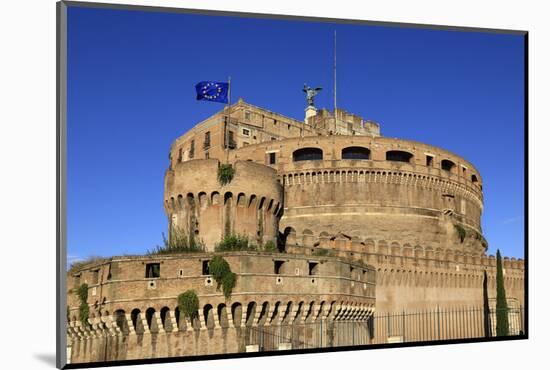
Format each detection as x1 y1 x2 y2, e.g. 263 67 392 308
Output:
66 98 525 364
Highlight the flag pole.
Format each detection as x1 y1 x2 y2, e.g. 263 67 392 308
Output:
333 30 337 113
225 76 231 163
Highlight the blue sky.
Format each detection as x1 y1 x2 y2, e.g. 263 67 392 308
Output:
67 6 525 263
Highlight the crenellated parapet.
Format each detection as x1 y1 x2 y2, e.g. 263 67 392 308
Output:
164 159 283 250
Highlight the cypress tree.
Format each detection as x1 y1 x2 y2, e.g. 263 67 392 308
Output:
495 249 509 336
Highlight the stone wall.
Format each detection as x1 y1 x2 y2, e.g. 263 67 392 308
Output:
67 252 376 363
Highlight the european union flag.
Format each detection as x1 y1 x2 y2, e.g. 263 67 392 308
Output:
195 81 229 104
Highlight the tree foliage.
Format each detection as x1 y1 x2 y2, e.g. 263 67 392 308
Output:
495 249 509 336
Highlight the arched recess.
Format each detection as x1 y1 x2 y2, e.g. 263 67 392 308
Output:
231 302 243 327
114 309 128 334
386 150 413 163
342 146 371 160
203 304 215 329
131 308 141 333
145 307 156 331
218 304 229 328
160 306 170 331
293 147 323 161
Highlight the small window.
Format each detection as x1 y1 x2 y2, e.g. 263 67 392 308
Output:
189 140 195 159
386 150 413 163
178 148 182 162
342 146 370 160
472 174 479 183
308 261 319 276
426 155 433 167
245 111 251 120
202 260 210 275
269 152 276 165
287 124 291 130
205 152 209 159
228 131 236 148
242 128 250 136
274 260 285 274
74 274 81 288
204 131 211 149
271 137 277 141
92 269 99 285
273 119 277 126
145 263 160 278
293 148 323 161
441 159 456 172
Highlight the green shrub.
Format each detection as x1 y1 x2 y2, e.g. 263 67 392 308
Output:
209 255 231 287
215 233 255 252
148 226 204 255
207 255 237 299
454 224 466 243
222 272 237 299
76 284 89 326
218 164 235 185
264 240 278 252
178 290 199 319
313 248 330 256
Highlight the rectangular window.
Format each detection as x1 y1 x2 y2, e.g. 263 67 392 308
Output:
178 148 182 162
189 140 195 159
269 152 276 165
245 111 251 120
74 274 81 288
204 131 211 149
205 152 209 159
274 260 285 274
202 260 210 275
92 269 99 285
271 137 277 141
242 128 250 136
145 263 160 278
426 155 433 167
228 131 236 148
308 261 319 276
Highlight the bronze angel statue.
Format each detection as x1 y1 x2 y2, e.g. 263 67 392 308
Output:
303 84 322 107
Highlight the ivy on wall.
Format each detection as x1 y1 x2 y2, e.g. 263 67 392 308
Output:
76 283 90 326
218 164 235 185
178 290 199 319
209 256 237 299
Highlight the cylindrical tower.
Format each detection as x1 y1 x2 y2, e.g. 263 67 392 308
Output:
164 159 283 251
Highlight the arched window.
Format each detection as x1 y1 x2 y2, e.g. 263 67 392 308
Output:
386 150 413 163
342 146 370 160
471 174 479 183
293 148 323 162
441 159 456 172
